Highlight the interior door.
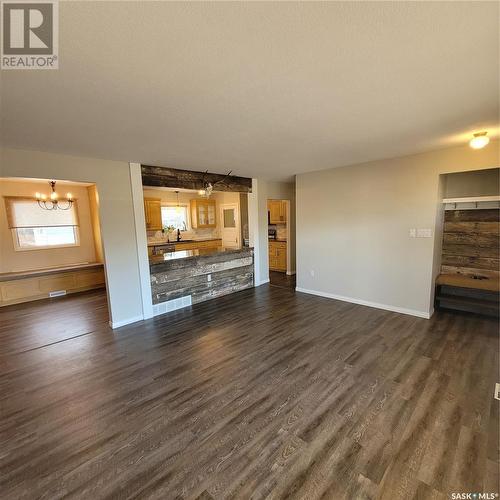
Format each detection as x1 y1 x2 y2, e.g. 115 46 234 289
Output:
220 204 240 248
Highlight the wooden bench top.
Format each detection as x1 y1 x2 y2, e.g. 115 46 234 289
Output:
0 263 104 282
436 273 500 292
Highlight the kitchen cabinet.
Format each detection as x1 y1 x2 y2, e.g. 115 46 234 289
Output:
268 200 287 224
174 239 222 251
190 199 217 228
269 240 287 272
144 198 162 231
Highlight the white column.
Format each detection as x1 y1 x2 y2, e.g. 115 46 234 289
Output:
129 162 154 319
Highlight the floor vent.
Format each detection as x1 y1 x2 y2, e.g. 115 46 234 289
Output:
49 290 67 298
153 295 192 317
495 383 500 401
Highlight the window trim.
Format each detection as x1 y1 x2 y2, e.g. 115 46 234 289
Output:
161 203 191 231
11 226 81 252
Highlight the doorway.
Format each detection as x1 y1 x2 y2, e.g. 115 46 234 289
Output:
267 198 296 289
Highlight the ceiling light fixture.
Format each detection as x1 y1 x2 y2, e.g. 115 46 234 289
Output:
199 170 233 198
469 131 490 149
35 181 73 210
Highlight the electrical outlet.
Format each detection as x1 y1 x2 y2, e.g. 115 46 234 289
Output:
310 270 315 277
409 229 416 238
207 274 212 282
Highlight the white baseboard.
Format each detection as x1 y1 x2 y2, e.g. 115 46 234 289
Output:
109 315 144 329
286 270 296 276
255 278 270 287
295 287 432 319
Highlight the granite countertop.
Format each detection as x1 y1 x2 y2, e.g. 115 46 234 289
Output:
147 238 222 247
150 246 253 268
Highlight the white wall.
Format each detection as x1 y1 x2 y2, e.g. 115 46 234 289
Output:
296 141 499 318
0 148 143 328
0 179 98 272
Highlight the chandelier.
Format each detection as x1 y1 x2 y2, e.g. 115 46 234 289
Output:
198 170 232 198
35 181 73 210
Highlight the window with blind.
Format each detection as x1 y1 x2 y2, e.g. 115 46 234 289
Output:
4 197 80 250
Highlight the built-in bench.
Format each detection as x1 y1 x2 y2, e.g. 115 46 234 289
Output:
435 273 499 317
0 263 105 307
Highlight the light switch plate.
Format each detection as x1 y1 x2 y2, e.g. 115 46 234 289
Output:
417 228 432 238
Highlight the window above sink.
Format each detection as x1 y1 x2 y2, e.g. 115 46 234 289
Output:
161 205 188 231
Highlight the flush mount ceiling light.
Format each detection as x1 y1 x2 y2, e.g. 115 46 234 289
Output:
469 131 490 149
35 181 73 210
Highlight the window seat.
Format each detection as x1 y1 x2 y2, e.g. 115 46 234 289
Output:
0 263 105 306
0 262 103 282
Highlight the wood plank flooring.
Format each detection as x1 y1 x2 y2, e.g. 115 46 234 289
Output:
0 287 498 499
269 271 296 289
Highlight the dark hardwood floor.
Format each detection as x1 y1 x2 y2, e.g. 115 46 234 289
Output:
269 271 296 289
0 286 498 499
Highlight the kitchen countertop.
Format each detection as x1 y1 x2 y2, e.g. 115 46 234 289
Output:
147 238 222 247
150 246 253 270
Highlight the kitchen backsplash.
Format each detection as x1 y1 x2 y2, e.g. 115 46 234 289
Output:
269 225 287 240
147 227 220 243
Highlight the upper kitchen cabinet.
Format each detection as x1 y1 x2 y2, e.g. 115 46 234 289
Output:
268 200 287 224
144 197 162 231
191 199 217 228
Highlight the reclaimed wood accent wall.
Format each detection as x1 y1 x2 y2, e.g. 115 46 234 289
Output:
141 165 252 193
150 249 254 305
441 209 500 280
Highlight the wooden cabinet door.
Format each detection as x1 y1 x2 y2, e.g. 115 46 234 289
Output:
198 203 208 226
207 201 216 226
191 200 217 228
276 246 287 271
268 200 286 224
144 198 162 231
269 241 287 271
280 201 287 223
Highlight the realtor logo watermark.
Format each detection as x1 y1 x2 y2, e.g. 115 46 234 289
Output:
1 0 58 69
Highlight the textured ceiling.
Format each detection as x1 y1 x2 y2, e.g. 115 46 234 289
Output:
1 2 498 180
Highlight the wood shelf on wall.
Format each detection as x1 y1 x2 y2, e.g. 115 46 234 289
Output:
442 195 500 204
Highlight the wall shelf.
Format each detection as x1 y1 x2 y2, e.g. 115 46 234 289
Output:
442 195 500 204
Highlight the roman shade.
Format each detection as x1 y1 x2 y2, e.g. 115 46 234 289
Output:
4 197 79 229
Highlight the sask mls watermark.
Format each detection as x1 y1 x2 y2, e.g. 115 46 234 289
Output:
1 0 58 69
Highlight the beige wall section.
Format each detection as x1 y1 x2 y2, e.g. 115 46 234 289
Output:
0 148 143 327
0 179 97 272
443 167 500 198
266 181 296 274
87 184 104 262
296 140 499 317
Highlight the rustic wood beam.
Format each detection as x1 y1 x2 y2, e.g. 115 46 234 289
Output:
141 165 252 193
